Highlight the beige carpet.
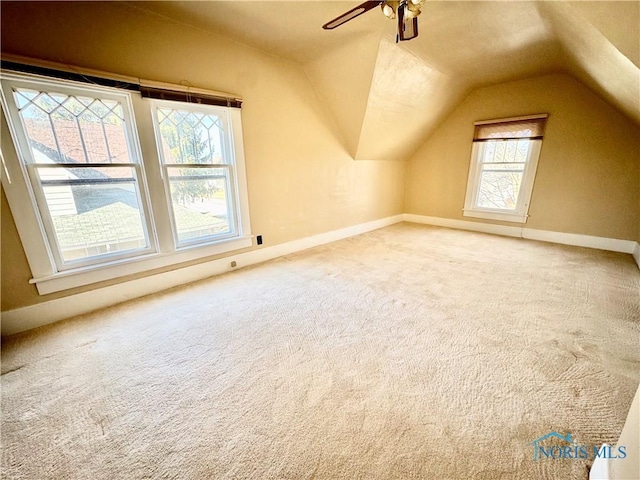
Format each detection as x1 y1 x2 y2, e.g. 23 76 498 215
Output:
2 223 639 479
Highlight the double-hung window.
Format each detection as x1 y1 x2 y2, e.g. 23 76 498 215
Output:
2 76 154 269
1 67 251 295
463 114 547 223
151 101 238 247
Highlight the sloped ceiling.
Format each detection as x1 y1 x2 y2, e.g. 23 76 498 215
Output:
17 1 640 161
127 1 639 161
537 1 639 127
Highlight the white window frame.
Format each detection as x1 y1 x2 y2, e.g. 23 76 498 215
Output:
1 70 252 295
1 74 157 270
149 100 242 249
463 115 546 223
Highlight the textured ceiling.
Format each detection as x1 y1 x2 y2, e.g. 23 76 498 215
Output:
4 1 637 161
128 1 639 161
128 1 566 87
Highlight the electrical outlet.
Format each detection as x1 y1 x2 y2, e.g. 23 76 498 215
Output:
256 235 263 245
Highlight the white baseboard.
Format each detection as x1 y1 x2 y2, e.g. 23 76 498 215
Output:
403 214 639 256
524 229 637 254
1 214 403 336
2 214 637 336
403 214 523 238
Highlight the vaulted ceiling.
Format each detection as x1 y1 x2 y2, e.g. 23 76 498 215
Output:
7 1 640 161
126 1 639 161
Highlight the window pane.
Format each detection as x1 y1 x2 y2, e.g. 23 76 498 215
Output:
36 166 148 262
167 167 232 243
13 88 132 164
482 139 530 163
476 171 523 210
476 139 529 210
156 108 225 164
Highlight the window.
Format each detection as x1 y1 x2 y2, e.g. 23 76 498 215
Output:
151 101 238 246
1 69 251 294
463 115 547 223
2 77 154 270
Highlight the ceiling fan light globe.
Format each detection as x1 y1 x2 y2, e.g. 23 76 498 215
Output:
381 1 398 19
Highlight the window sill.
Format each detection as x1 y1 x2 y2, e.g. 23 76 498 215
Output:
462 209 528 223
30 236 253 295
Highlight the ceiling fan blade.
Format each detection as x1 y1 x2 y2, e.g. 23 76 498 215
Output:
322 1 382 30
397 4 418 41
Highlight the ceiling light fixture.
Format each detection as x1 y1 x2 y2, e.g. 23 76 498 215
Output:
323 0 425 42
405 0 424 19
381 1 399 19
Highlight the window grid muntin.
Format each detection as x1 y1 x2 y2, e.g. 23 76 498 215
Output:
12 87 130 165
151 100 240 248
3 75 156 270
1 70 251 292
155 106 227 165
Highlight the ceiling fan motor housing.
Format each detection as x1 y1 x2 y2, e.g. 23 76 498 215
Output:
322 0 425 41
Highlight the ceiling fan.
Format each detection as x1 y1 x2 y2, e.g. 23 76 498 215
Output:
322 0 426 42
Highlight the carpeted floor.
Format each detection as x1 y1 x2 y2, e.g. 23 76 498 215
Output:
2 223 639 479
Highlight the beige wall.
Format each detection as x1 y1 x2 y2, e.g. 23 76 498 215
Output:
2 4 638 314
0 2 405 311
405 73 640 240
